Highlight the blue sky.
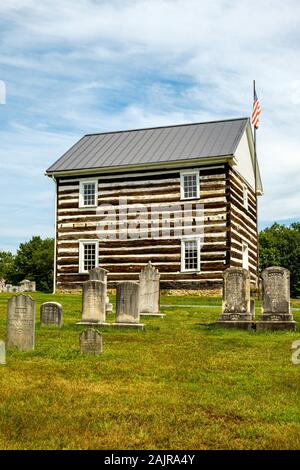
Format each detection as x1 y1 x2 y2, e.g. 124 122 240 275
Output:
0 0 299 252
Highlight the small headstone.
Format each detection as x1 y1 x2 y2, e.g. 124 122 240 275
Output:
7 294 36 350
20 279 36 292
139 262 164 317
0 278 6 292
78 280 108 325
6 284 12 293
80 328 103 355
40 302 63 327
217 268 254 330
0 340 6 365
106 296 113 314
113 282 144 329
257 267 296 331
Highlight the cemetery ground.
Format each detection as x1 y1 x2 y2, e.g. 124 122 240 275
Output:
0 293 300 450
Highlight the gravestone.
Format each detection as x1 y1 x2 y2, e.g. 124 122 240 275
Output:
78 280 108 325
6 284 12 293
7 294 36 350
80 328 103 355
217 268 254 330
0 340 5 365
20 279 36 292
0 278 5 292
139 262 164 318
89 268 113 313
40 302 63 327
257 267 296 331
113 282 144 329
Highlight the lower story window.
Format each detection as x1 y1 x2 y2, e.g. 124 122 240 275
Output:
79 240 99 273
181 238 201 272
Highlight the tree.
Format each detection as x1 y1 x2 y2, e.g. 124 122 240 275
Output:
11 236 54 292
259 223 300 297
0 250 15 282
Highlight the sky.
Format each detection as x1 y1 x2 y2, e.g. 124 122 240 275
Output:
0 0 299 252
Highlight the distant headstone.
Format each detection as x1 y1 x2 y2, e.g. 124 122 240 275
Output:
20 279 36 292
257 267 296 331
0 340 5 365
139 262 164 317
0 278 6 292
40 302 63 327
217 268 254 329
106 296 113 314
78 280 108 325
80 328 103 355
7 294 36 350
113 282 144 329
6 284 13 293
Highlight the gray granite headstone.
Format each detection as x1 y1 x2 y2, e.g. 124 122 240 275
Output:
114 282 144 329
79 280 107 325
80 328 103 355
20 279 36 292
217 268 254 329
7 294 36 350
0 340 5 365
139 262 164 317
257 267 296 331
40 302 63 327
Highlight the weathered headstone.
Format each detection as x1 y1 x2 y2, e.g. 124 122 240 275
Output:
78 280 108 325
7 294 36 350
6 284 12 293
80 328 103 355
40 302 63 327
89 268 113 313
139 262 164 317
20 279 36 292
0 278 6 292
113 281 144 329
257 267 296 331
217 268 254 330
0 340 6 365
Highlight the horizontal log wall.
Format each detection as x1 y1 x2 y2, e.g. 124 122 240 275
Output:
227 166 258 282
56 164 230 290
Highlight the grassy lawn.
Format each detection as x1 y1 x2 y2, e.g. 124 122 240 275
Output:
0 292 300 450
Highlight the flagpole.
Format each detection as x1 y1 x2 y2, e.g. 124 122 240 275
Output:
253 79 260 295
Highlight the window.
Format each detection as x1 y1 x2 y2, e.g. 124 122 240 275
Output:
242 241 249 270
180 170 200 200
243 184 248 210
79 240 99 273
79 180 97 207
181 238 201 272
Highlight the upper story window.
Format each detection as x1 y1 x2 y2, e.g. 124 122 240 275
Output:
180 170 200 200
243 184 248 210
79 240 99 273
79 180 98 207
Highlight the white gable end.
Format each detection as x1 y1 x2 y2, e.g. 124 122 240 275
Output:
234 129 255 190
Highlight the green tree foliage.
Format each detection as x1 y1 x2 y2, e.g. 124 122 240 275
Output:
11 236 54 292
259 223 300 297
0 250 15 282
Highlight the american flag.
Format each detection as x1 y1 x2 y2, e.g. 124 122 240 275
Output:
251 90 261 128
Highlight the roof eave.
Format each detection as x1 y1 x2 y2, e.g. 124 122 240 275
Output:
45 154 235 178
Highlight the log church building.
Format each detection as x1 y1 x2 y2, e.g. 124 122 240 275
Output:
46 117 263 293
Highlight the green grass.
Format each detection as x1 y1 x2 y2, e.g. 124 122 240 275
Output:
0 292 300 450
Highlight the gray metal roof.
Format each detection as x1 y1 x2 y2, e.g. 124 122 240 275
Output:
46 117 249 174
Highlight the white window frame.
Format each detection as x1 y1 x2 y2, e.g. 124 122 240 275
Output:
181 237 201 272
79 179 98 208
242 241 249 270
79 240 99 273
180 170 200 200
243 184 248 210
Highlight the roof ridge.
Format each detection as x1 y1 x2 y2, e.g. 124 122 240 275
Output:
84 117 249 137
